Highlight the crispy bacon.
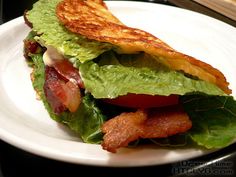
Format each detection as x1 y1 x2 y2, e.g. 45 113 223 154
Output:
24 40 39 54
44 66 81 114
53 60 84 88
102 109 147 153
101 106 192 153
141 107 192 138
23 39 43 60
63 80 81 112
44 66 67 114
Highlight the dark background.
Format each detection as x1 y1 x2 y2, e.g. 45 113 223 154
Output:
1 0 236 177
0 0 37 24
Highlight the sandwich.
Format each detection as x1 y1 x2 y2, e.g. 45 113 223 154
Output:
23 0 236 153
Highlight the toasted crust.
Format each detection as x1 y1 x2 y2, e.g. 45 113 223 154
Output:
92 0 107 8
56 0 231 94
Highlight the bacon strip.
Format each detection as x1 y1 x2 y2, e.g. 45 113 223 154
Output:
101 107 192 153
53 60 84 88
141 107 192 138
23 38 43 60
44 65 81 114
102 110 147 153
44 66 67 114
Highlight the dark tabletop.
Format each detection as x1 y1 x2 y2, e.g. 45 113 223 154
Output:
1 1 236 177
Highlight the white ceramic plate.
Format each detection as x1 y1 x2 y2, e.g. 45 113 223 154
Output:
0 1 236 167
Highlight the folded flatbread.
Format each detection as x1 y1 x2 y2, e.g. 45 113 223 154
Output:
56 0 231 94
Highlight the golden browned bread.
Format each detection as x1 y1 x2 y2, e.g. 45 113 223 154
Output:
56 0 231 94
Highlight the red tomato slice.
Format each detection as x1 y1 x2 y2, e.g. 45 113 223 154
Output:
104 94 179 108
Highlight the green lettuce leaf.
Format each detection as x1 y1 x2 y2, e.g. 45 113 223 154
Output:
181 95 236 148
59 94 106 143
30 52 105 144
27 0 111 63
79 52 225 99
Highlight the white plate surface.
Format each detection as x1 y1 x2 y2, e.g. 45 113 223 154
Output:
0 1 236 167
